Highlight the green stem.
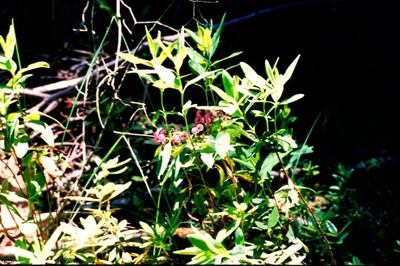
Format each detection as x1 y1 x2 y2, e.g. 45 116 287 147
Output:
160 89 168 125
180 91 217 215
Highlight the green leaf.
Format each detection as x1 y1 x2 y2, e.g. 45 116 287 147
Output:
216 219 240 243
209 84 235 104
240 62 268 90
0 193 25 219
235 227 245 246
259 151 289 180
187 234 212 252
231 245 246 256
210 13 226 58
184 28 203 48
184 70 219 91
27 181 42 199
0 57 17 73
0 24 16 60
268 206 280 228
19 61 50 74
254 221 269 230
280 94 304 105
187 227 228 255
325 220 338 235
1 180 9 193
190 253 214 264
154 64 176 86
116 52 153 67
282 54 300 84
174 28 187 71
221 70 237 100
173 246 202 255
287 224 296 242
188 59 205 76
145 26 157 60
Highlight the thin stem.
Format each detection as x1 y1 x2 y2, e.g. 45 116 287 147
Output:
180 93 217 215
276 152 337 265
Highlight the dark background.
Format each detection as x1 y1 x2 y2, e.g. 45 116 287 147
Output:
1 0 399 263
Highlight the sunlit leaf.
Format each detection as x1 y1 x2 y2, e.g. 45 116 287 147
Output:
0 24 16 60
99 182 116 199
280 93 304 105
13 141 29 158
184 70 219 91
158 141 172 179
154 64 176 86
19 61 49 74
116 52 153 67
209 84 235 103
201 153 214 169
215 131 231 159
282 54 300 84
240 62 268 90
275 243 303 264
27 121 55 146
174 27 187 71
109 181 132 201
145 26 157 60
184 28 203 47
173 246 202 255
210 14 226 58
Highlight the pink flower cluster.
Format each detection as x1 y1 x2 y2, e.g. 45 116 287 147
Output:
153 129 167 144
191 123 204 135
153 128 188 145
153 109 229 145
191 109 229 135
194 109 217 126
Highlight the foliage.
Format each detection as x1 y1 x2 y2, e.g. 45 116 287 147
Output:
0 21 61 256
0 5 386 265
112 15 345 264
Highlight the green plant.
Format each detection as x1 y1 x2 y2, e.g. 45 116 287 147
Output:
0 20 59 235
6 180 137 264
115 15 344 264
0 21 68 262
0 7 359 264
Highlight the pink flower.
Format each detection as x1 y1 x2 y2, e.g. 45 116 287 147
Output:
204 113 212 125
196 124 204 131
191 124 204 135
154 130 167 144
194 109 220 126
180 131 188 140
172 134 181 144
